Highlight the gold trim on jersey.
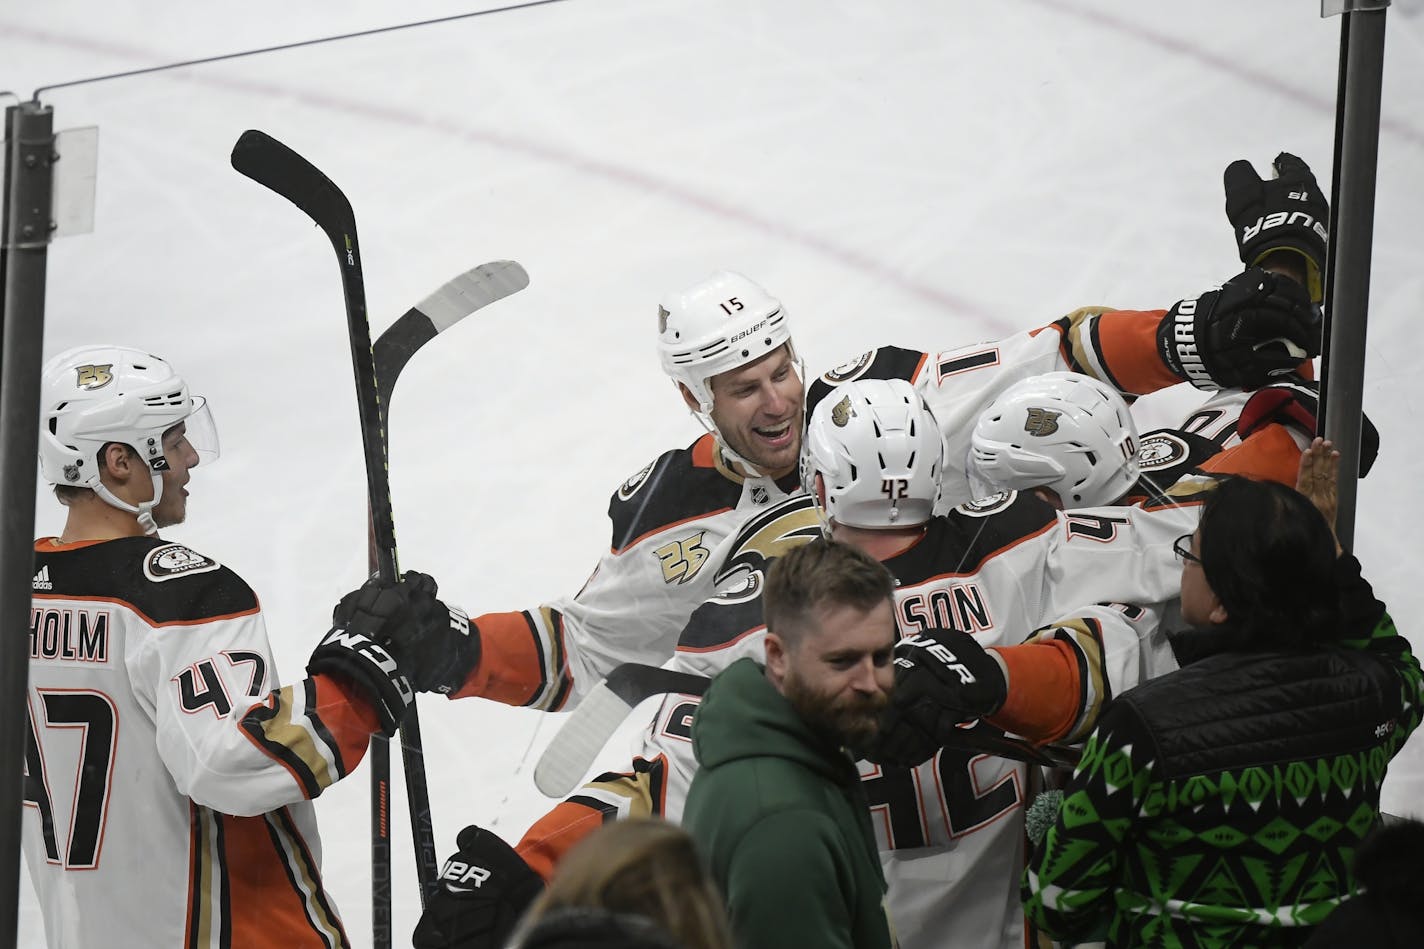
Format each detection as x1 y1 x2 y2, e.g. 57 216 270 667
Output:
186 805 222 949
1060 305 1113 382
583 755 669 818
253 686 335 791
1032 618 1106 743
267 810 347 947
711 443 746 485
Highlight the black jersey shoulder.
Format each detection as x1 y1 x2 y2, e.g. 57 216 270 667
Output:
676 588 767 653
807 346 928 418
1129 428 1224 506
607 435 746 553
887 491 1059 582
33 536 259 626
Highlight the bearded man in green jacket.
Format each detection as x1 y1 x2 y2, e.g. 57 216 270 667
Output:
684 538 899 949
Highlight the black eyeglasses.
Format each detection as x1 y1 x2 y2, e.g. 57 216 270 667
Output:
1173 533 1202 566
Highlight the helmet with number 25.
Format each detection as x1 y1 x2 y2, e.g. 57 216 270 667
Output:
38 344 219 532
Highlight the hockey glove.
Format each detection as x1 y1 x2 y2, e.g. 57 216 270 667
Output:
1224 151 1329 303
867 628 1008 768
333 571 478 694
1156 267 1319 390
412 825 545 949
309 578 416 735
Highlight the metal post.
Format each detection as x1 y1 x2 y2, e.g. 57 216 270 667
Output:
1320 1 1388 547
0 100 55 949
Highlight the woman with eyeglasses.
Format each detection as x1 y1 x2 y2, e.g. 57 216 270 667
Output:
1022 440 1423 948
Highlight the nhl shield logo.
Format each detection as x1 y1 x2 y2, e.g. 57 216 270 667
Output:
1023 407 1061 437
831 395 853 428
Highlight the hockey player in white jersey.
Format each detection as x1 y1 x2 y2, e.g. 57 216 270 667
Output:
378 261 1318 726
410 375 1313 948
23 346 435 949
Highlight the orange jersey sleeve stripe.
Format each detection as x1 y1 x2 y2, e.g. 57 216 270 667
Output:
1199 422 1302 487
1092 309 1181 394
457 610 546 706
985 640 1081 744
517 799 612 881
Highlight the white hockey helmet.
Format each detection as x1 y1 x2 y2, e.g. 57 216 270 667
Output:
657 270 795 415
801 378 943 529
967 371 1138 508
38 345 218 532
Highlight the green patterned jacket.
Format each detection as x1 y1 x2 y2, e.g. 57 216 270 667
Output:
1022 554 1422 948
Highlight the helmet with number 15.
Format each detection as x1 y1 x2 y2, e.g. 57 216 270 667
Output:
657 271 804 477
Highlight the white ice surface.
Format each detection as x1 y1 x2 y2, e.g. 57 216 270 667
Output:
5 2 1423 945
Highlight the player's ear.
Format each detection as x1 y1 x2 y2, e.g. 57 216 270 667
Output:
100 443 137 484
678 382 700 413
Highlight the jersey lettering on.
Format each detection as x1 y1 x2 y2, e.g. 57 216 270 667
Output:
1064 513 1131 543
29 607 110 663
24 689 119 869
174 660 234 717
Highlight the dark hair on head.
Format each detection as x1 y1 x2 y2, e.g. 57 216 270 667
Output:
763 537 896 647
1196 476 1340 649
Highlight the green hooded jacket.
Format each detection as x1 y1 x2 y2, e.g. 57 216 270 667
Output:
683 658 894 949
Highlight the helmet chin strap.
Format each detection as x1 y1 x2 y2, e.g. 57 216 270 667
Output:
93 470 164 536
690 405 771 479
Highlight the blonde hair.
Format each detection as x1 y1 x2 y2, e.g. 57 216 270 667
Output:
517 818 732 949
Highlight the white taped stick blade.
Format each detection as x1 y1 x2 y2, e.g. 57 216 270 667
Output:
533 682 632 798
419 260 530 331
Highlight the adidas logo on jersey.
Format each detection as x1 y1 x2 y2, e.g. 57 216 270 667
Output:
32 566 53 591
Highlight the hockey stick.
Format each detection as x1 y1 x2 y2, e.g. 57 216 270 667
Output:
232 135 528 933
533 662 1078 798
365 260 530 945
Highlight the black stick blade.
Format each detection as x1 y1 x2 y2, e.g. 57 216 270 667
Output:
230 129 354 238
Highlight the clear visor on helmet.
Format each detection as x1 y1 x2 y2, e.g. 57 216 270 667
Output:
169 397 220 466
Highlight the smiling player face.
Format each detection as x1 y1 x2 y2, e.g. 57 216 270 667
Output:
705 345 804 478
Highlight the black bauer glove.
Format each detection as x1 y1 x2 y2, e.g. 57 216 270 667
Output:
333 570 479 695
864 628 1008 768
1156 267 1320 391
1224 151 1329 303
413 825 546 949
309 576 418 736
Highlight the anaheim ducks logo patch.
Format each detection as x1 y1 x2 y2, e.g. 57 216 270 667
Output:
831 395 853 427
1023 407 1061 437
821 350 875 385
618 460 657 501
143 543 220 583
955 492 1015 517
1135 432 1189 471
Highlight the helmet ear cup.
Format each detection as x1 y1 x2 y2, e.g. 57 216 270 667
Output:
803 379 944 529
967 371 1139 508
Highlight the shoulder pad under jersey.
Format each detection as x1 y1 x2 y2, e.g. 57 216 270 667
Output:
33 535 258 626
892 491 1060 579
607 435 745 554
807 346 928 418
